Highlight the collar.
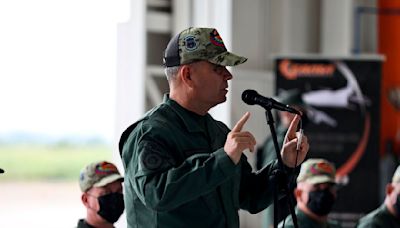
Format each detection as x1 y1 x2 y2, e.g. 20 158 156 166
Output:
382 204 400 221
77 219 95 228
163 94 212 133
296 207 329 227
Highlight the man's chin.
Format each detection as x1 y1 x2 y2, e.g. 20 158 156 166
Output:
209 98 227 109
216 97 227 105
219 95 227 102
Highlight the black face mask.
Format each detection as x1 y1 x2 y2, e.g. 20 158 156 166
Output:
307 188 335 216
97 192 125 223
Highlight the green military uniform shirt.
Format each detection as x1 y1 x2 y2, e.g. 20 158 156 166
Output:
76 219 95 228
278 207 341 228
119 95 298 228
357 204 400 228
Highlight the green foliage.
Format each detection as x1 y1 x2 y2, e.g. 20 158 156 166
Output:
0 144 114 181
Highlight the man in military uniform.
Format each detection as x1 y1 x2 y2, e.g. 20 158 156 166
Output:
279 158 341 228
356 165 400 227
119 27 309 228
77 161 124 228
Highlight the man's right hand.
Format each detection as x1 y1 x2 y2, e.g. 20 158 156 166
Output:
224 112 256 164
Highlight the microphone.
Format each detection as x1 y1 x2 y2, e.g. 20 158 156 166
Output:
242 89 301 115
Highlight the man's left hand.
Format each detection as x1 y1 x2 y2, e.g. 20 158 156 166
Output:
280 115 309 168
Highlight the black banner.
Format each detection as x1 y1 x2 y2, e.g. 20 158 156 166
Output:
275 58 382 227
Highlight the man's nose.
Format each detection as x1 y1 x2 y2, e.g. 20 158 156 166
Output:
223 68 233 80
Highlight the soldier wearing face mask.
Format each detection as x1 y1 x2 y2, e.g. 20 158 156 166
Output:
357 165 400 227
279 158 341 228
77 161 125 228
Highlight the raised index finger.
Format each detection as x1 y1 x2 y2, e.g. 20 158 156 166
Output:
232 112 250 132
285 114 301 141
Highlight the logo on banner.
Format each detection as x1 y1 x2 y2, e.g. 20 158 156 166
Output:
279 59 336 80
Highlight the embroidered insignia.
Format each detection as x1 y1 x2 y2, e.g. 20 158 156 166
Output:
140 141 175 171
310 162 334 175
95 162 118 176
79 172 85 181
183 35 199 51
210 29 225 47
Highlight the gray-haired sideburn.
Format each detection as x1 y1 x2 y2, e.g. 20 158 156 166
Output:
164 66 180 82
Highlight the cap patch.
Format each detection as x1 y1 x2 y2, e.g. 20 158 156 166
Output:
210 29 225 47
183 35 199 51
79 172 85 181
310 162 334 176
95 162 118 176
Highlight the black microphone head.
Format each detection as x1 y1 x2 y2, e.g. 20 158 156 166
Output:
242 89 258 105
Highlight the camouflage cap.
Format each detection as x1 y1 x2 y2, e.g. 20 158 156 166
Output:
79 161 124 192
392 165 400 183
163 27 247 67
297 158 336 184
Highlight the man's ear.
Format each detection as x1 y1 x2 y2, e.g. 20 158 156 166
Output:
179 65 194 88
387 183 395 195
81 193 90 207
294 188 302 200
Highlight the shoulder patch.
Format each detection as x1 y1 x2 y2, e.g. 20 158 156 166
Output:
140 141 175 171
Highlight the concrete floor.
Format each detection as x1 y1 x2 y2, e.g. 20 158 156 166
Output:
0 181 264 228
0 181 126 228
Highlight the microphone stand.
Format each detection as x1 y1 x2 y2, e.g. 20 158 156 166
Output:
264 108 298 228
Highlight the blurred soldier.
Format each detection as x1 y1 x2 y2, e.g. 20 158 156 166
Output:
279 158 341 228
357 165 400 227
77 161 124 228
